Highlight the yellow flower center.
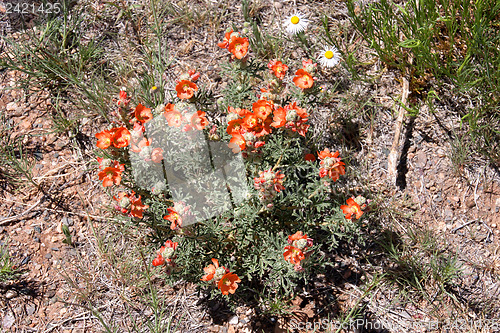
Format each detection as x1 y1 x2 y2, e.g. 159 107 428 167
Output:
291 16 300 25
325 50 334 59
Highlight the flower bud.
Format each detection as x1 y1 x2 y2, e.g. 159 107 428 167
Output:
354 195 366 206
162 247 175 259
119 196 131 209
214 267 226 281
294 238 308 250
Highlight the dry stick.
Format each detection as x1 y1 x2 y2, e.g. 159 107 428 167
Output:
387 69 411 184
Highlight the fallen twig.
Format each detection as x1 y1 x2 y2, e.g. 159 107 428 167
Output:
451 219 478 233
387 73 410 184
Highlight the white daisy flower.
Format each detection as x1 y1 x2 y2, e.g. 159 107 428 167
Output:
319 46 341 67
284 13 309 35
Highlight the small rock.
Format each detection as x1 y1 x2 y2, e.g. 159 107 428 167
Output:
51 235 64 243
51 247 60 251
45 253 52 259
229 315 239 325
61 217 74 226
34 237 40 243
444 209 453 222
6 102 17 111
495 198 500 213
466 198 475 208
2 312 15 328
5 290 18 299
415 150 427 168
27 305 36 316
33 226 42 233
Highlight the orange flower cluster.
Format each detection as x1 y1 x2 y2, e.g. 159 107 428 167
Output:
97 158 125 187
163 103 208 132
226 99 311 155
152 240 178 272
318 149 346 182
293 59 317 90
283 231 313 271
201 258 241 295
226 100 272 153
268 59 288 80
253 169 285 206
96 126 131 149
271 102 310 137
113 191 149 219
218 29 249 59
340 196 366 220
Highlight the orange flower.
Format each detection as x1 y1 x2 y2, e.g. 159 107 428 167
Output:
165 110 184 127
226 119 244 135
288 231 308 243
293 69 314 89
229 133 246 152
283 246 305 265
271 102 309 136
252 99 273 119
164 207 182 230
228 106 248 117
129 194 148 219
113 191 148 218
175 80 198 99
218 29 234 49
130 137 152 153
112 127 131 148
134 103 153 123
151 148 163 163
242 114 259 130
268 60 288 80
95 129 115 149
190 111 208 130
98 166 123 187
317 149 345 182
152 240 178 267
305 153 316 161
164 103 176 114
340 197 363 220
271 107 287 128
217 272 241 295
228 37 249 59
201 258 224 281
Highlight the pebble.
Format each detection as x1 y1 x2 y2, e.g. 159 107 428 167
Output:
5 290 18 299
229 315 239 325
51 247 59 251
45 253 52 259
33 226 41 233
62 217 74 226
34 237 40 243
6 102 17 111
495 198 500 213
27 305 36 316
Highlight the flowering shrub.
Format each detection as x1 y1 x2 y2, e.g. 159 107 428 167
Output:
93 17 369 306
